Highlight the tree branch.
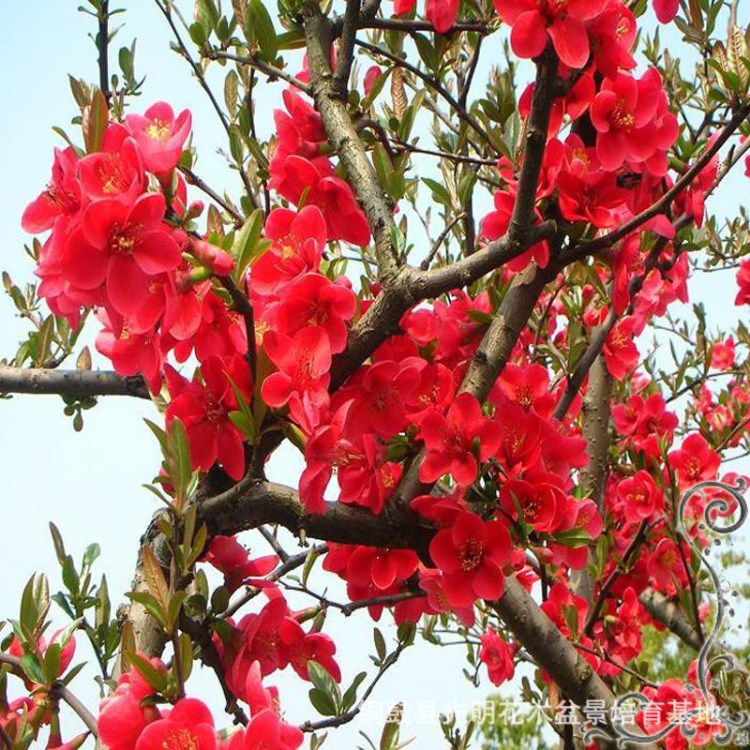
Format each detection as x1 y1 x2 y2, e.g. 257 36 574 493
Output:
491 578 659 750
202 49 312 95
0 366 149 399
570 353 612 603
303 3 399 280
334 0 361 96
97 0 111 105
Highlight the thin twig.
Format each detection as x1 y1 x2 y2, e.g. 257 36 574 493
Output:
51 681 100 738
180 167 245 226
154 0 260 209
97 0 111 104
203 49 312 94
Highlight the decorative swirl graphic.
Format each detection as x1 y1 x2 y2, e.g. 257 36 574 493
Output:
584 477 750 748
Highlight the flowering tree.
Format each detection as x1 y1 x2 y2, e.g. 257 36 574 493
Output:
3 0 750 748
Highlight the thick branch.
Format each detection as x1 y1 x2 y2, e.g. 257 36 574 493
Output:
331 221 558 389
197 479 434 557
0 366 149 399
303 4 399 280
459 263 553 399
570 353 612 603
491 579 658 750
334 0 361 95
639 587 702 650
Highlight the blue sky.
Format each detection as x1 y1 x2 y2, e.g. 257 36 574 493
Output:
1 2 749 748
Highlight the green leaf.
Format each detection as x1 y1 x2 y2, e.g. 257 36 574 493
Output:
167 417 194 505
141 546 170 614
43 642 62 683
309 687 338 716
194 0 220 32
550 528 592 548
224 70 239 118
188 21 207 46
49 523 67 566
211 586 230 615
341 671 367 713
373 628 386 662
231 209 268 282
20 653 47 686
307 661 342 714
246 0 277 59
82 88 108 154
129 651 168 692
126 591 167 628
176 631 194 683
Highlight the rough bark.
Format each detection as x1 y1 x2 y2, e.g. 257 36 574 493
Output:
0 366 149 399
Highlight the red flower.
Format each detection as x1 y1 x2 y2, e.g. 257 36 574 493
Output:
65 192 181 316
345 546 419 591
590 70 678 173
493 402 542 477
646 539 688 596
224 664 303 750
736 258 750 305
603 317 639 380
134 699 216 750
710 338 736 371
668 433 721 489
363 65 383 96
652 0 678 22
250 206 326 297
22 147 81 234
78 132 144 203
170 289 248 364
480 191 549 272
499 472 567 533
125 101 192 177
272 273 357 354
337 359 422 439
268 155 371 246
494 362 555 418
425 0 459 32
419 393 502 486
273 89 327 162
493 0 609 69
166 354 252 481
261 327 332 434
541 582 588 637
203 535 278 593
98 660 164 750
95 310 164 392
429 512 512 607
478 628 516 687
587 2 636 78
616 470 664 520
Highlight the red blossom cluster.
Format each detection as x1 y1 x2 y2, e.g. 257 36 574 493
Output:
98 659 303 750
17 0 750 742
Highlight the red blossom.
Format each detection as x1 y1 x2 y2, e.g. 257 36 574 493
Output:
166 354 253 480
134 699 216 750
65 192 181 316
261 327 332 434
419 392 502 486
668 433 721 489
493 0 609 69
478 628 516 687
125 101 192 177
429 512 512 607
